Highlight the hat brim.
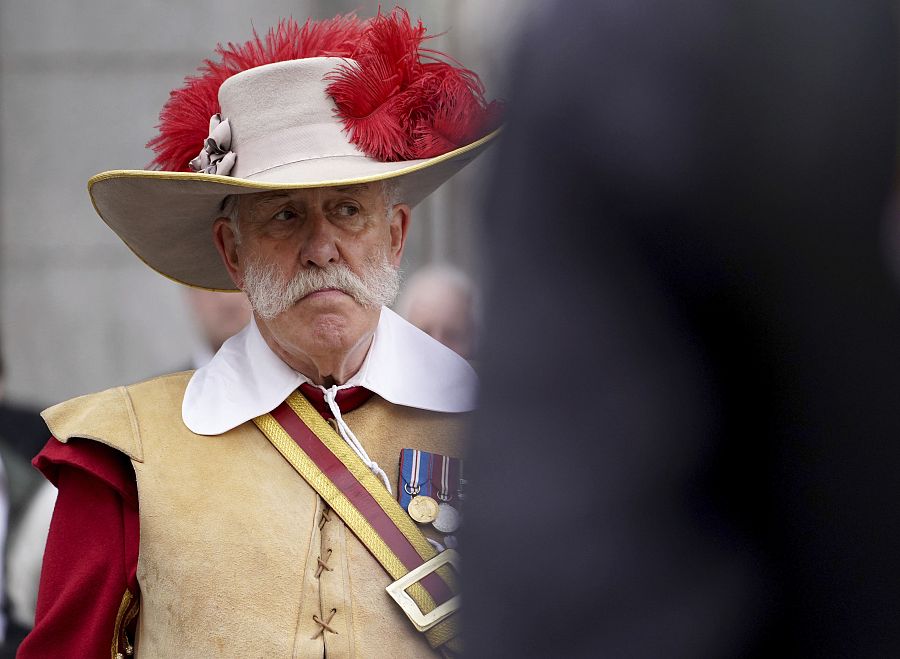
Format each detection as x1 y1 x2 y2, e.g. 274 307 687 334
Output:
88 128 500 291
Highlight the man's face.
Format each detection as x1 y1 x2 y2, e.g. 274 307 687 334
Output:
213 183 410 374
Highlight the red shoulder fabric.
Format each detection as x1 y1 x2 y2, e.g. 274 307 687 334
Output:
17 437 140 658
34 435 137 503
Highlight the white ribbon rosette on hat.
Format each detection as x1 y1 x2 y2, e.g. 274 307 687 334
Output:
189 114 236 176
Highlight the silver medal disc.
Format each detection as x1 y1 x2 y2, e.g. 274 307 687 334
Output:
432 503 461 534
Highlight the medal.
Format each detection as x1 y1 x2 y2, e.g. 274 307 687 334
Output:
431 454 462 533
436 453 453 502
433 502 460 533
407 495 439 524
398 449 465 530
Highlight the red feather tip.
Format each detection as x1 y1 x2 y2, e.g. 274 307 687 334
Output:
326 7 503 161
146 14 365 171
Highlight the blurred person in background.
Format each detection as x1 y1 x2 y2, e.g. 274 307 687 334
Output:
0 354 49 465
183 288 252 368
3 481 52 651
464 0 900 657
0 348 46 655
396 264 479 359
0 457 10 655
20 10 500 657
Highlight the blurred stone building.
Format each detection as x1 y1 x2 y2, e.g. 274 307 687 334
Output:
0 0 531 406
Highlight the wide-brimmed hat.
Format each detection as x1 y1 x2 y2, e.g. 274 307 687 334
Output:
88 11 502 291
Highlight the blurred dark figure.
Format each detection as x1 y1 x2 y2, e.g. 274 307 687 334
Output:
0 354 51 465
464 1 899 657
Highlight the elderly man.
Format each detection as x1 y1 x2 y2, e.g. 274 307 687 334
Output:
20 11 499 658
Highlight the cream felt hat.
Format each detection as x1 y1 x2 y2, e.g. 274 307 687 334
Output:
88 14 501 291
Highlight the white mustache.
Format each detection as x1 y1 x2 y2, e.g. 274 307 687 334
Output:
242 257 401 320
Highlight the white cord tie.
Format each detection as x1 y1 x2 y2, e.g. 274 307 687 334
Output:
323 386 393 494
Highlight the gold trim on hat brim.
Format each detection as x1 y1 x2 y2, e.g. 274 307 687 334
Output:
87 128 500 291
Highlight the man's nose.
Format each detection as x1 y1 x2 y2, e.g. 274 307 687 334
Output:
298 212 340 268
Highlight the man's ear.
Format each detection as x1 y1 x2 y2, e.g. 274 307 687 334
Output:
212 218 244 289
388 204 411 267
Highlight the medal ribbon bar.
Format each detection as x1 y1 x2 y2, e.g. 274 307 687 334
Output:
400 448 437 509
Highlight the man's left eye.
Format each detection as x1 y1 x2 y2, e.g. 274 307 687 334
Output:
273 209 296 222
335 205 359 217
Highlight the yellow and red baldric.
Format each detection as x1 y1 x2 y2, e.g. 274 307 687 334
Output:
254 391 461 651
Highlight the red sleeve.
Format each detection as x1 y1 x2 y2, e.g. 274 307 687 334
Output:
17 437 140 659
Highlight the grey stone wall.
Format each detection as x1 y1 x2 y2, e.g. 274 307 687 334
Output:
0 1 530 408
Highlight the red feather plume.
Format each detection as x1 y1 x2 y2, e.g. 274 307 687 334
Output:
147 9 502 171
326 7 503 161
147 14 365 171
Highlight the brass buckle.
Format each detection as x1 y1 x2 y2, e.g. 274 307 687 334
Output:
385 549 460 631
